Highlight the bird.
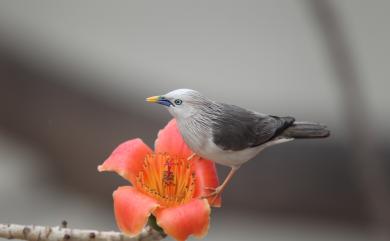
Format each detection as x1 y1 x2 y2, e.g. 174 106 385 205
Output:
146 89 329 201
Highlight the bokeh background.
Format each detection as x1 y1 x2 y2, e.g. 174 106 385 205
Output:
1 1 389 240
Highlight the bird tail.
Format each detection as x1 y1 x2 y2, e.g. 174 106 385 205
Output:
281 122 330 139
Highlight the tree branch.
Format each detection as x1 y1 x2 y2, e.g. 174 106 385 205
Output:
0 224 165 241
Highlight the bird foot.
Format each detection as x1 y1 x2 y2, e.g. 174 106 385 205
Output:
202 186 223 198
201 186 222 205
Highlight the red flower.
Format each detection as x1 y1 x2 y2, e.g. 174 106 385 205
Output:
98 119 221 241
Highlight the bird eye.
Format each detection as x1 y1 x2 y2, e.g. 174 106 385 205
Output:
174 99 183 105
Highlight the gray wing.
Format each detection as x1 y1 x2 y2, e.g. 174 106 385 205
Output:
211 103 294 151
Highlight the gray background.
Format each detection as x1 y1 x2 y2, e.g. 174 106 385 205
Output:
0 0 389 240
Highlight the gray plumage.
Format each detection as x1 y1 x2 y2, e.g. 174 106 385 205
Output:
281 121 330 139
211 103 295 151
148 89 330 168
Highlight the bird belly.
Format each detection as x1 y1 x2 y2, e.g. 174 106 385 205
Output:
178 120 282 167
184 134 292 167
197 139 264 167
182 131 263 167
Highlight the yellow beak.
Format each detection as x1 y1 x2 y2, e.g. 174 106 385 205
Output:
145 96 160 103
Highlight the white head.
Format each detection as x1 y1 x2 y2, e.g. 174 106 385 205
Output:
146 89 209 119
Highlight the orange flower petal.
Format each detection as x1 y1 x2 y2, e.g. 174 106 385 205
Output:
192 158 222 207
154 199 210 241
98 138 152 185
113 186 159 236
154 119 192 158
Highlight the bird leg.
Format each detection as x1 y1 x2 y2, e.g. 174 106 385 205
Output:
187 152 197 161
202 166 239 203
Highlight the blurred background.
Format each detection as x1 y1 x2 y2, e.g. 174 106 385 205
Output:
0 0 389 240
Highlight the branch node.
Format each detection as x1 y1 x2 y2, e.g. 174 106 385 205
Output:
61 221 68 228
22 227 31 239
89 232 96 239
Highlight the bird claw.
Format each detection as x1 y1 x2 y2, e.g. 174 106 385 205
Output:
201 186 222 199
201 186 222 205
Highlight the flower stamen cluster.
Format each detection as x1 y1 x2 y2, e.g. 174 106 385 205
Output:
135 154 195 207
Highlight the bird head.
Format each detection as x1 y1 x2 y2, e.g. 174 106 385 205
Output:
146 89 206 119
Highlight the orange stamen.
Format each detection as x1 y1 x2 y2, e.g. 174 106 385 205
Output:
135 153 195 207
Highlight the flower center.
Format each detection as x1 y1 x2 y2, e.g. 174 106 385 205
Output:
135 153 196 207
